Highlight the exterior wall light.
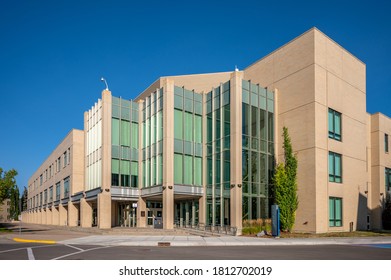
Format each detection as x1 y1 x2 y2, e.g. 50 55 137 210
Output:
168 186 173 189
238 184 242 188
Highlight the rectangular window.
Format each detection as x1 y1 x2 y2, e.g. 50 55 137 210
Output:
174 154 183 184
63 177 70 197
184 155 193 185
385 133 389 153
329 152 342 183
63 151 67 166
112 118 120 146
385 168 391 192
328 108 342 141
174 109 183 140
329 197 342 227
121 120 130 147
49 186 53 202
55 182 61 201
184 112 193 142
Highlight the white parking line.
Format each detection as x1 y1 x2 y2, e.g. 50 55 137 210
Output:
27 248 35 260
64 244 84 251
52 246 118 260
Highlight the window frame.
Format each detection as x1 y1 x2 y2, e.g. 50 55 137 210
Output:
328 108 342 141
329 151 342 183
329 197 343 227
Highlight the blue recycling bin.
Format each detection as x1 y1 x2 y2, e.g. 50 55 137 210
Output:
271 204 280 237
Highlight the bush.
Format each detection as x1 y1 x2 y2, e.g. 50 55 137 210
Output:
242 219 271 235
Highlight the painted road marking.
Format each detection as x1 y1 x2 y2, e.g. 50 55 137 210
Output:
27 248 35 260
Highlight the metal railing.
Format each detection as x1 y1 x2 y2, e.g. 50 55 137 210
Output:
174 221 238 236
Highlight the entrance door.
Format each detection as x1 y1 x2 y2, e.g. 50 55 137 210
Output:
118 203 137 227
146 201 162 227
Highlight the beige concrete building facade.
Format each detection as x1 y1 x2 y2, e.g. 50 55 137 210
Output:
24 28 391 233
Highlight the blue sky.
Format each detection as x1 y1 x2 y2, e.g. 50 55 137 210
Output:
0 0 390 193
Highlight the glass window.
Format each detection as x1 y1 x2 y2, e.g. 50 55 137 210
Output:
63 177 70 197
174 109 183 140
184 112 193 141
194 115 202 143
242 103 249 136
385 134 389 153
329 197 342 227
121 120 130 146
184 155 193 185
328 108 342 141
174 94 183 110
131 122 138 149
194 157 202 186
112 118 120 146
207 115 212 143
55 182 61 201
112 159 119 186
174 154 183 184
329 152 342 183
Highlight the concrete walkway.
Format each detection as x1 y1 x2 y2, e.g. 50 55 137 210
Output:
58 235 391 247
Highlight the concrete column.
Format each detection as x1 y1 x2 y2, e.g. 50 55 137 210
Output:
42 209 47 225
162 78 175 229
137 197 147 227
68 202 78 227
80 198 92 227
52 207 59 225
59 204 67 226
47 208 52 225
137 100 146 228
230 71 244 235
98 192 111 229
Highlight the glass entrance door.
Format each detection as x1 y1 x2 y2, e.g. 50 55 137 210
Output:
118 202 137 227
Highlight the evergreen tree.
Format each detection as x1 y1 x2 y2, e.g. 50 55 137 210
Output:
9 185 20 220
21 186 28 212
272 127 298 232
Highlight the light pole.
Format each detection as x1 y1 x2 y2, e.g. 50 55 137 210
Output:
100 77 109 91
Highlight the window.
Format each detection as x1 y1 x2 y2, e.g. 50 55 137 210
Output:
64 151 67 166
63 177 70 197
385 168 391 192
49 186 53 202
329 197 342 227
385 134 389 153
55 182 61 200
328 108 342 141
329 152 342 183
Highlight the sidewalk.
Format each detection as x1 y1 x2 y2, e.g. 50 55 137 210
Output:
58 234 391 247
2 222 391 247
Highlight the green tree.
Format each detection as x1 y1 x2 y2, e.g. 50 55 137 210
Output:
0 168 18 203
272 127 298 232
9 185 20 220
21 186 28 212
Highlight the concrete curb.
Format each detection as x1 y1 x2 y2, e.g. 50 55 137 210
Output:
13 237 56 244
58 235 391 247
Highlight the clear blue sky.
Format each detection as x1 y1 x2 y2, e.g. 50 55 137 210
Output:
0 0 390 193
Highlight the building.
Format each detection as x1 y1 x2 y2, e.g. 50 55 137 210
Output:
0 199 11 222
23 28 391 234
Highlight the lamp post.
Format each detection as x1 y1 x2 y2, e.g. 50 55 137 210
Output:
100 77 109 91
